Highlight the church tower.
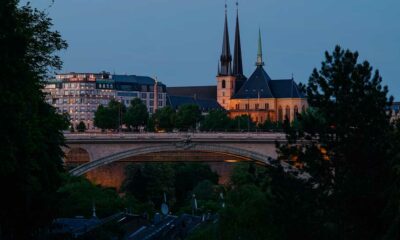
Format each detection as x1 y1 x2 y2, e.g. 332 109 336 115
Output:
232 1 246 92
217 4 236 110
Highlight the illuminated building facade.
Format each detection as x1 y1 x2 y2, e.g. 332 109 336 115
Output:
43 72 167 129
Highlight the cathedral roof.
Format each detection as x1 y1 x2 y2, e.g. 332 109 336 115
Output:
232 66 274 99
232 66 305 99
269 79 305 98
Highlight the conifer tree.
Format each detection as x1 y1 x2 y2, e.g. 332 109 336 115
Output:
278 46 395 239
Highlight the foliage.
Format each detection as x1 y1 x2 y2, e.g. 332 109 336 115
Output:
124 98 148 131
201 109 231 131
94 99 126 131
187 223 218 240
0 1 68 238
175 104 202 131
174 163 219 210
228 114 256 132
121 163 176 210
121 163 219 215
76 121 86 132
277 46 397 239
61 112 71 130
258 118 282 131
152 106 176 132
57 175 125 218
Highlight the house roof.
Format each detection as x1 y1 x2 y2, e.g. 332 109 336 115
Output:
167 95 222 111
167 86 217 100
112 75 158 85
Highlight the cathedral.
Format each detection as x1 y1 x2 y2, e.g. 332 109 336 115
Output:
167 4 307 123
216 4 307 123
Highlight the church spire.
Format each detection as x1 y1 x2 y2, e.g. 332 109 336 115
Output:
233 1 243 77
256 28 264 67
219 3 232 76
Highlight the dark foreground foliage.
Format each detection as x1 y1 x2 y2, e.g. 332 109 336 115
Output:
0 1 68 239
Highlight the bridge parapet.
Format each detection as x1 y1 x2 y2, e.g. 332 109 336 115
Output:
64 132 286 143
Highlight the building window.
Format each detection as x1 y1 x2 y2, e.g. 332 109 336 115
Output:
285 106 290 121
235 104 239 110
245 104 249 110
222 91 225 97
278 106 283 122
222 99 225 104
265 103 269 111
255 104 259 110
141 93 147 99
222 80 226 89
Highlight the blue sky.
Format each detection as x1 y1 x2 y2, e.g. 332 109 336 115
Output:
27 0 400 98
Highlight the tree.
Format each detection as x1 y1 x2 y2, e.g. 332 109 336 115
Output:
108 98 126 130
76 121 86 132
200 109 230 131
94 99 126 131
152 106 176 132
124 98 148 131
0 1 68 238
278 46 396 239
121 163 175 209
175 104 202 131
228 115 256 132
57 175 125 218
173 163 219 210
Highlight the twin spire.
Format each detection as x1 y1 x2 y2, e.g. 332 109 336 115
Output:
233 2 243 77
218 2 264 76
219 4 232 76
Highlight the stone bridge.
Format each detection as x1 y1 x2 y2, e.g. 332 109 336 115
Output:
64 133 287 177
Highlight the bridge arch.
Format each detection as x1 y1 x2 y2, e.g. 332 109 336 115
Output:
65 147 91 164
69 143 276 176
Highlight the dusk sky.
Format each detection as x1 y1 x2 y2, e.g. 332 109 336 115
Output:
28 0 400 98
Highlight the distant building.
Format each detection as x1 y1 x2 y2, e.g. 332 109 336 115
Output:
167 86 222 113
166 4 308 123
215 5 307 123
43 72 167 129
